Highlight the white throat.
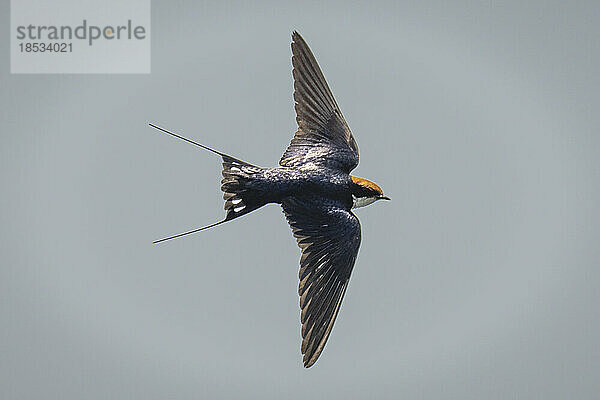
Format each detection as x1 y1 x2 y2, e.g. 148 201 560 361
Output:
352 195 377 209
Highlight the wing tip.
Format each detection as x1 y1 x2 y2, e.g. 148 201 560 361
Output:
303 357 317 368
301 338 325 368
299 283 349 369
291 31 308 50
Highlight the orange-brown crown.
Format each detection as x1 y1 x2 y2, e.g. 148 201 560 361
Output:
351 176 384 196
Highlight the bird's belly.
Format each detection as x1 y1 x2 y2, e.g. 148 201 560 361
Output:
257 168 349 203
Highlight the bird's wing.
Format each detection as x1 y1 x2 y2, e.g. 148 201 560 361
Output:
280 31 360 173
281 196 362 367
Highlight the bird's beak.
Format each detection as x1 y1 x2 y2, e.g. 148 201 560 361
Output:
378 196 391 201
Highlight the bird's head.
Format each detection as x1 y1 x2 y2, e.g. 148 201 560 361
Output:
350 176 391 209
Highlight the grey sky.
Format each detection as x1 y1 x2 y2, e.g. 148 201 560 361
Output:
2 1 599 399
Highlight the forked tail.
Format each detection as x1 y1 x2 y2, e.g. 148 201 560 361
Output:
220 155 267 221
149 123 266 243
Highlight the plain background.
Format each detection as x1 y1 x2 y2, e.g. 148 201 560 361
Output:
2 1 599 399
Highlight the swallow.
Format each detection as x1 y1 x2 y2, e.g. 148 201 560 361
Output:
150 31 390 368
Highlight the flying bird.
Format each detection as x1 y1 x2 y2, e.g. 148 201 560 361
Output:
150 31 390 368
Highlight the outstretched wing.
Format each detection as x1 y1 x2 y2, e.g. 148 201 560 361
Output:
280 31 360 173
281 196 362 367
